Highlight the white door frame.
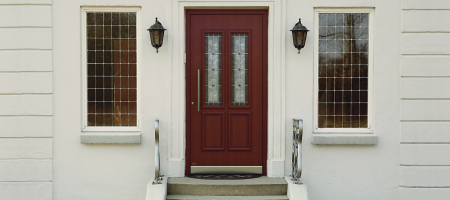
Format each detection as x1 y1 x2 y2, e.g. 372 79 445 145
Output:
167 0 287 177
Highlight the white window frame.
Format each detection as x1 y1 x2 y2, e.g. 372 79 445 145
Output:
313 8 374 134
81 6 141 132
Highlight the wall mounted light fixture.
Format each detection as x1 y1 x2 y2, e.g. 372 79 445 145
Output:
290 18 309 54
147 18 166 53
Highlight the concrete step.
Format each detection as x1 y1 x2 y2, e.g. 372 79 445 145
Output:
166 195 289 200
167 176 287 196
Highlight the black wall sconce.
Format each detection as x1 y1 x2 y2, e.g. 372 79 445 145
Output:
147 18 166 53
290 18 309 54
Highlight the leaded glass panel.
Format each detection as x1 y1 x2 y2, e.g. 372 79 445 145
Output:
318 13 369 128
86 12 137 126
205 33 222 105
231 33 249 106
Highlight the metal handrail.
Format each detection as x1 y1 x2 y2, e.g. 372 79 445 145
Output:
153 120 163 184
292 119 303 184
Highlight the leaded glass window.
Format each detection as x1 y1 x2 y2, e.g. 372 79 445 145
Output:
231 33 249 106
318 13 369 128
86 12 137 126
205 33 222 106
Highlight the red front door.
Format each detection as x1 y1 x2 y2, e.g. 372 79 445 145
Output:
186 10 268 175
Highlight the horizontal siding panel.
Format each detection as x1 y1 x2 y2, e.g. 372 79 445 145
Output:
0 72 52 94
0 28 51 49
0 5 51 27
402 122 450 143
0 182 52 200
400 188 450 200
0 0 51 4
0 160 51 181
403 0 450 10
0 95 52 115
0 51 52 72
401 78 450 98
401 56 450 76
0 116 52 137
402 10 450 32
402 33 450 55
0 138 52 159
400 166 450 187
401 100 450 120
400 144 450 165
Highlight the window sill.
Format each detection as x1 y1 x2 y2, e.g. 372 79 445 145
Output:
312 133 377 145
80 132 141 144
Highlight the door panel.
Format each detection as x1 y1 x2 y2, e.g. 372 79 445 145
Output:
186 10 268 175
202 112 225 151
228 112 252 151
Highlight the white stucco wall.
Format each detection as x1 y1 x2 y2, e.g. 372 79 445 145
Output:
0 0 53 200
284 1 400 200
51 0 402 200
52 1 171 199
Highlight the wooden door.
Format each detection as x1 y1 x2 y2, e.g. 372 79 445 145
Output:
186 10 268 175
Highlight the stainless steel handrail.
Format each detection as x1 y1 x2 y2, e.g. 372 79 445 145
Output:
292 119 303 184
153 120 163 184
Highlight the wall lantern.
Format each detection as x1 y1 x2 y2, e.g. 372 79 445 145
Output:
290 18 309 54
147 18 166 53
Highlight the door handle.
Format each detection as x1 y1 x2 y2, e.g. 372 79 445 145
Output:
197 69 200 112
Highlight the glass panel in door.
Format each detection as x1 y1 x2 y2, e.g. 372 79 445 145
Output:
231 33 248 106
205 33 222 106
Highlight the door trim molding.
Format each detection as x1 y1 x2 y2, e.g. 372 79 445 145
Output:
168 0 287 178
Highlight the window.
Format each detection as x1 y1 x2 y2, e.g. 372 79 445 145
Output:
82 7 140 130
314 8 373 132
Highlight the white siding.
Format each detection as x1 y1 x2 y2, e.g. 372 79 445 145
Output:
401 100 450 121
400 144 450 165
0 0 51 4
402 0 450 10
0 5 51 27
401 122 450 143
400 166 450 187
401 56 450 76
0 51 52 72
0 116 52 137
0 182 52 200
401 78 450 99
0 160 52 181
401 4 450 198
400 188 450 200
402 10 450 32
0 72 52 94
0 95 52 115
0 138 52 159
0 28 52 49
402 33 450 55
0 3 53 199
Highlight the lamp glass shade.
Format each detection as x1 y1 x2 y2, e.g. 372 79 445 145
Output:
150 29 164 48
292 30 308 49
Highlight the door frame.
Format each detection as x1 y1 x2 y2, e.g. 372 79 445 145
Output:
168 0 288 178
185 9 268 175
